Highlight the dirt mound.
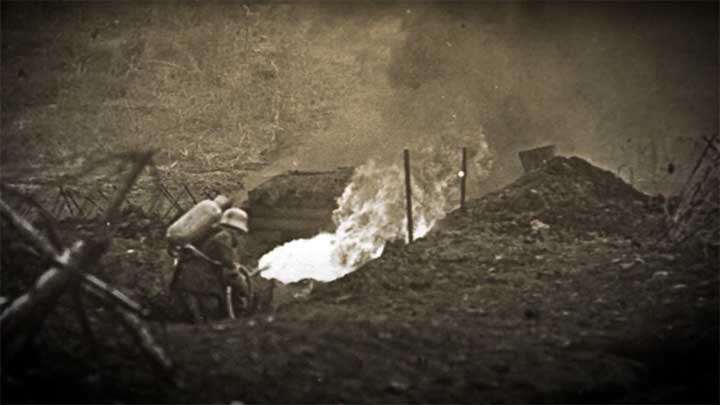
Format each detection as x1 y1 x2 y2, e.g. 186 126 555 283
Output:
313 156 662 299
288 157 716 404
448 156 658 238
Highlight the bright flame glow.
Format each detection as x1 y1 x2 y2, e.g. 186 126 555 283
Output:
259 233 353 283
259 137 493 284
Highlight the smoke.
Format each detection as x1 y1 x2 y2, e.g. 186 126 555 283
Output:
260 2 717 282
135 1 715 198
1 2 715 196
282 2 716 195
381 2 717 193
259 132 493 283
296 2 718 194
103 2 714 282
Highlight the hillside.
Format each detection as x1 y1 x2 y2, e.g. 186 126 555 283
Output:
3 2 717 195
3 156 717 403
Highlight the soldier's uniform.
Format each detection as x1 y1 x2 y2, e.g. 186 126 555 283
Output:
170 208 250 323
170 207 314 321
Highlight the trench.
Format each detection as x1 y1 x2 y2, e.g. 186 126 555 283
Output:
240 167 354 266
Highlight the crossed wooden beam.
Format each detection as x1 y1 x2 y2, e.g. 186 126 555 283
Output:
0 150 177 383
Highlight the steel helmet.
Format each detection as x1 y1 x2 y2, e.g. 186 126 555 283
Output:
219 207 249 232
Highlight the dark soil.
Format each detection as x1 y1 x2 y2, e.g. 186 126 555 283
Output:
2 157 718 404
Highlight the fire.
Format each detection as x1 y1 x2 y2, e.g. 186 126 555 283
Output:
259 139 493 284
257 233 352 282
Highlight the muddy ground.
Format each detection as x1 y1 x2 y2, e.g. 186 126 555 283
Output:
2 157 718 404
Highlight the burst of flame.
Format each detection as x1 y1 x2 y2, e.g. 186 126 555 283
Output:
259 138 493 284
257 233 352 282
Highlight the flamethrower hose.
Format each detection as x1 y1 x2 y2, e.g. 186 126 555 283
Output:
178 244 223 267
226 286 236 320
236 264 254 314
174 244 256 317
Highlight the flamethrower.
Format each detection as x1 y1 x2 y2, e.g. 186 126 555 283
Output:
169 244 259 319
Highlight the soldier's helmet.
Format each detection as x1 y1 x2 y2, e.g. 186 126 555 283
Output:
219 208 249 232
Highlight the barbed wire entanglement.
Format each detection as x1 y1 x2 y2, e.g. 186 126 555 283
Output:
1 150 180 387
0 149 203 226
663 134 719 262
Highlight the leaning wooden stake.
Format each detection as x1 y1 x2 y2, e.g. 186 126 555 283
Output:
0 198 64 261
404 148 414 244
0 239 109 352
0 151 174 381
0 185 64 249
460 147 467 210
1 151 153 357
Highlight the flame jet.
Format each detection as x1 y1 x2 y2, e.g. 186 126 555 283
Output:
259 136 493 283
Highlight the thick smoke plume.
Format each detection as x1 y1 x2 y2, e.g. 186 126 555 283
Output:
279 2 717 195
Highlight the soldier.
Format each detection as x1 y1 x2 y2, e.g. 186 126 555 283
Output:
170 207 250 323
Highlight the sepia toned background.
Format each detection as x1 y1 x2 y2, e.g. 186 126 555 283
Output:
2 1 717 195
1 2 718 403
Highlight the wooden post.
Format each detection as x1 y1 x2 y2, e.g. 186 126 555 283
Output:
404 149 414 244
460 147 467 210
